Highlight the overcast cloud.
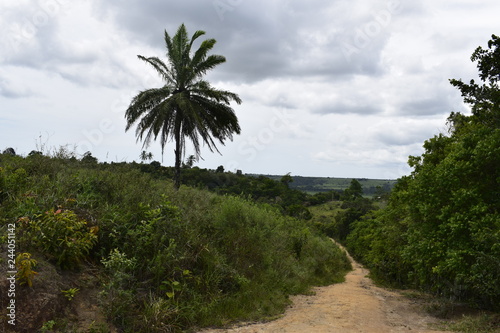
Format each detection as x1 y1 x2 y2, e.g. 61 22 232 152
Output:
0 0 498 179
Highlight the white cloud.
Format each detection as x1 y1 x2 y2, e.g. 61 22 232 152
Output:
0 0 498 179
0 71 33 98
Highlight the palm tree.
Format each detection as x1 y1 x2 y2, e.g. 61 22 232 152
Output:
139 150 153 162
125 24 242 189
183 155 196 168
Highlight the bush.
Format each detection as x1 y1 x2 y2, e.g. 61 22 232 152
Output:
100 249 138 328
21 208 98 269
108 193 351 330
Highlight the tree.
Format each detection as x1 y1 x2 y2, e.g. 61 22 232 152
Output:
28 150 43 157
2 148 16 156
280 172 293 188
450 34 500 129
81 151 98 164
140 151 154 162
125 24 242 189
343 179 363 200
183 155 196 168
347 34 500 308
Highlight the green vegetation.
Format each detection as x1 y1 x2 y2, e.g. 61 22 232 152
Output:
61 288 80 301
21 208 98 269
443 313 500 333
125 24 242 190
345 35 500 311
265 174 395 197
301 35 500 330
310 180 377 242
136 162 340 220
0 152 351 332
15 252 38 287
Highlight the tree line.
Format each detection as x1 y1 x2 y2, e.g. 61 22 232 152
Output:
344 35 500 310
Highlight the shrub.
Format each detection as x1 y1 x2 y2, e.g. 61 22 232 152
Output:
24 208 98 269
16 252 38 287
100 249 138 328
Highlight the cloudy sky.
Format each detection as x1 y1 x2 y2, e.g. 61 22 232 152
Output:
1 0 498 179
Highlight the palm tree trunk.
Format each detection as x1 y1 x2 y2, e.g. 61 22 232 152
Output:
174 126 182 190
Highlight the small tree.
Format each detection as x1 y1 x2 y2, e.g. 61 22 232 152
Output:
183 155 196 168
280 173 293 188
344 179 363 200
140 151 154 162
81 151 98 164
2 148 16 156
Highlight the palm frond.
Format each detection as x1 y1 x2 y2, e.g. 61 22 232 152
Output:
137 55 174 84
189 30 206 49
191 38 217 67
192 55 226 79
125 86 172 130
191 80 242 105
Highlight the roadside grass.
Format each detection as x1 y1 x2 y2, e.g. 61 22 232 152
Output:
443 314 500 333
400 291 500 333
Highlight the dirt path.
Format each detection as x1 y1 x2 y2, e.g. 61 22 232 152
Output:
201 244 447 333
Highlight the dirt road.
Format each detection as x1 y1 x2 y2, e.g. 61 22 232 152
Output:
201 245 447 333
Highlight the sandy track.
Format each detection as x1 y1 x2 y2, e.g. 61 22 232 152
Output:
200 244 447 333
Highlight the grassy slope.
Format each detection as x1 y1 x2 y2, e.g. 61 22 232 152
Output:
0 154 352 332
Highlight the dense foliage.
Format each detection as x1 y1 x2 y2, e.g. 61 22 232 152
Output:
0 153 351 332
138 162 338 220
312 179 377 242
347 35 500 309
280 176 394 197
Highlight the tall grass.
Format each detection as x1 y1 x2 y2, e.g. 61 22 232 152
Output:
444 314 500 333
0 153 351 332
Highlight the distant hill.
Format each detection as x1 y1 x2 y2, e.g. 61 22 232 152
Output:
250 174 397 196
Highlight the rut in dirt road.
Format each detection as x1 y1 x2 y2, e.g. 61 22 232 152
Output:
200 244 447 333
